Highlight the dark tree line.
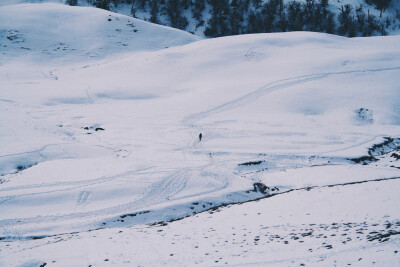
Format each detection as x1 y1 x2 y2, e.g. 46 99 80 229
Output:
204 0 389 37
66 0 395 37
366 0 391 16
66 0 78 5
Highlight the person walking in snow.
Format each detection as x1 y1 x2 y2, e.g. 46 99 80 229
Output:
199 133 202 141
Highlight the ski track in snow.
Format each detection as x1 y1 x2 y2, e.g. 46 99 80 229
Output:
0 4 400 264
183 65 400 166
0 101 230 231
1 4 400 246
184 65 400 125
76 190 91 206
2 64 400 236
0 155 228 231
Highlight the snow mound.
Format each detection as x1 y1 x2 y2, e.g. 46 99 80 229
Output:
0 3 200 63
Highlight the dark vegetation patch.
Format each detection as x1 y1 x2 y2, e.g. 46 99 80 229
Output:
245 219 400 251
0 234 50 241
391 153 400 160
349 137 400 165
6 30 24 43
369 137 400 156
367 230 400 242
16 165 24 171
152 221 168 226
356 108 373 123
252 182 279 194
238 160 264 166
120 210 150 219
82 126 105 132
31 236 47 240
14 162 37 174
350 156 378 164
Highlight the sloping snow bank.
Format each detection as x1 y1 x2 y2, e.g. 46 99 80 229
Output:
0 3 200 63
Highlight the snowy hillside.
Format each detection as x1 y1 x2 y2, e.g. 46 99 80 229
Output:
1 2 400 266
0 3 199 62
2 0 400 37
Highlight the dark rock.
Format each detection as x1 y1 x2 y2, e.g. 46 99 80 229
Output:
253 182 269 194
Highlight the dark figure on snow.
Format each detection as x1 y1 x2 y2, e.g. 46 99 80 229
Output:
199 133 202 141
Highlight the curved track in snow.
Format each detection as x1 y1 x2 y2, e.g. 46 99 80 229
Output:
184 66 400 125
2 58 400 237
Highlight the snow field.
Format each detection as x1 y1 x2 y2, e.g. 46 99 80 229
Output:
1 3 400 266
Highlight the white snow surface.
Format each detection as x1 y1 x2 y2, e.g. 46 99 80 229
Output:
1 3 400 266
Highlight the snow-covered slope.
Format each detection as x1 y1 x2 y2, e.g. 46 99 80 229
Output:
0 3 199 63
2 0 400 37
1 3 400 266
4 176 400 266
